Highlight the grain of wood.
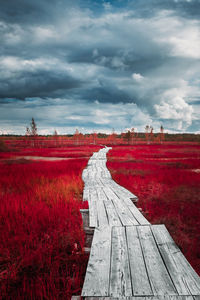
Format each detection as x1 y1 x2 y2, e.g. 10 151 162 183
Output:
110 226 132 297
96 188 109 227
111 180 138 200
88 188 98 228
81 147 200 299
83 187 90 202
152 225 200 296
101 188 122 226
107 183 149 225
84 297 195 300
82 226 112 297
126 226 153 296
137 226 177 295
103 186 139 226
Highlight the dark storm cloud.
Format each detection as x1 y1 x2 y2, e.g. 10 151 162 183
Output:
0 0 78 24
82 86 131 104
0 69 83 99
0 0 200 133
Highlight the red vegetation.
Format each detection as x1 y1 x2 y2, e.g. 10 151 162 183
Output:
0 146 99 299
0 145 101 160
107 144 200 275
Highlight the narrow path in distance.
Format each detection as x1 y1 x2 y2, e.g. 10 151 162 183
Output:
79 147 200 299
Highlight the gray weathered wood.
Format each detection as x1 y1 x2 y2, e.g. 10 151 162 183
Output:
102 188 122 226
152 225 200 296
121 196 150 226
107 183 149 226
81 147 200 300
83 297 195 300
96 188 109 227
82 226 112 297
88 188 98 228
137 226 177 295
110 226 132 297
126 226 153 296
83 187 90 202
103 186 139 226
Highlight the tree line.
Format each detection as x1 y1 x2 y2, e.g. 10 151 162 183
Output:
25 118 165 145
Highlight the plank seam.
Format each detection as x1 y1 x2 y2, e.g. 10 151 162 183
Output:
125 226 134 296
135 225 154 296
149 225 179 296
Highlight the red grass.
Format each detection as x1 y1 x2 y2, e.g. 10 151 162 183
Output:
107 144 200 275
0 146 99 299
0 145 101 159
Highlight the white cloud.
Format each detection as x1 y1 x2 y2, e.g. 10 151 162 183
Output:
152 11 200 59
154 88 194 130
1 5 200 133
33 26 57 42
0 98 156 134
132 73 144 82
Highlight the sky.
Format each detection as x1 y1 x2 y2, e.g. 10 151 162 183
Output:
0 0 200 135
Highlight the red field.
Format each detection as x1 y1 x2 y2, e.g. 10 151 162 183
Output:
1 142 200 299
107 144 200 275
0 145 99 300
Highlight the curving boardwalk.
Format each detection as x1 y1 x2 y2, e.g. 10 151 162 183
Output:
79 147 200 299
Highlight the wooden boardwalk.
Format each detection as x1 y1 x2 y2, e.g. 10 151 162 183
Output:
77 147 200 299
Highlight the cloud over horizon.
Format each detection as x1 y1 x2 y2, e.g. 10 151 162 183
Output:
0 0 200 134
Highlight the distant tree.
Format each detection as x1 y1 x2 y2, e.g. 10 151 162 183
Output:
73 129 80 145
145 125 150 144
54 130 58 146
25 118 38 147
73 129 84 145
160 125 164 143
123 130 131 144
30 118 37 136
130 128 135 144
150 126 154 142
25 127 31 136
109 128 117 145
92 131 97 145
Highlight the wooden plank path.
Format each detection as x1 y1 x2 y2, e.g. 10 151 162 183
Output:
75 147 200 299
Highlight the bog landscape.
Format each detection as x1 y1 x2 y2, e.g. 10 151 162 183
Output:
0 129 200 299
1 0 200 299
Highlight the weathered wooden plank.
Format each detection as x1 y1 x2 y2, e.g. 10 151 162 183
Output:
137 226 177 295
82 147 200 298
82 168 89 181
111 180 138 200
96 188 109 227
101 188 122 226
83 297 195 300
107 183 149 226
110 226 132 297
71 296 81 300
82 226 112 297
83 187 90 202
126 226 153 296
152 225 200 296
122 197 150 225
103 186 139 226
88 188 98 228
